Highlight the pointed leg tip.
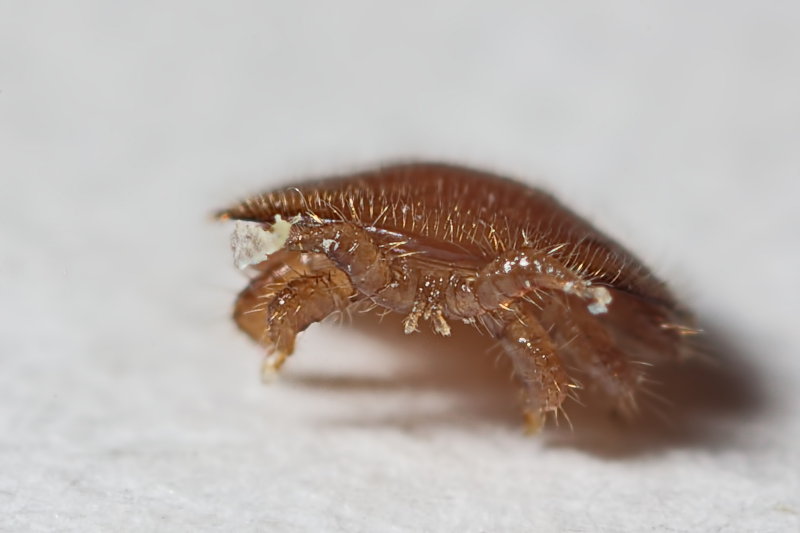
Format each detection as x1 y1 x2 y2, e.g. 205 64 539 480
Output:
260 353 288 384
523 410 545 435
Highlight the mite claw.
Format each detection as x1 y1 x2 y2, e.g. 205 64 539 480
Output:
261 352 288 383
523 410 545 435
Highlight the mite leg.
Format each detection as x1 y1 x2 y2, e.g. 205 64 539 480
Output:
495 305 575 432
540 295 644 417
474 247 612 317
233 249 330 342
234 251 356 379
598 290 699 363
287 221 433 328
287 222 393 296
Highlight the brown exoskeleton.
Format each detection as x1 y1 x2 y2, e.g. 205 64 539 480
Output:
219 163 697 431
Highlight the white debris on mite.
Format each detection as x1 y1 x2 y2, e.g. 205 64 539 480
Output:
321 238 339 253
587 286 612 315
562 280 612 315
231 215 293 269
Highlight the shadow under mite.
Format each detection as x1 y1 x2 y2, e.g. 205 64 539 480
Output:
283 311 770 458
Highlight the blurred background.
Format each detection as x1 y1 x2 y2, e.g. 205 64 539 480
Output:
1 2 798 531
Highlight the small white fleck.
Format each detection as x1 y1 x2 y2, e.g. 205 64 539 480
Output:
519 256 529 267
321 238 339 253
587 286 612 315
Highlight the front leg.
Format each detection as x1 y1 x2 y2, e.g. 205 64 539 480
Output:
233 250 356 379
286 221 437 326
286 221 394 297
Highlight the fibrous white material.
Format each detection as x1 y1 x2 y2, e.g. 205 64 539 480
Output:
230 215 293 269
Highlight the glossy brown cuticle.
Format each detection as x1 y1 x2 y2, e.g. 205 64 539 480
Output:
219 162 697 431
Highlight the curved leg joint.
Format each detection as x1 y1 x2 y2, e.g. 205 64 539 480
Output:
233 251 356 379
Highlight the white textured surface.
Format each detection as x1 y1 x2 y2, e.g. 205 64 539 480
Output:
1 2 799 531
230 217 292 269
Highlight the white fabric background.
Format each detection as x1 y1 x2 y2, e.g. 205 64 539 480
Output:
1 2 798 531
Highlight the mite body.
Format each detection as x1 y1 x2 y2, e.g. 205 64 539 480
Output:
220 163 695 430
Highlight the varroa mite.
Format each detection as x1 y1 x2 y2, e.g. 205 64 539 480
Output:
219 163 697 431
